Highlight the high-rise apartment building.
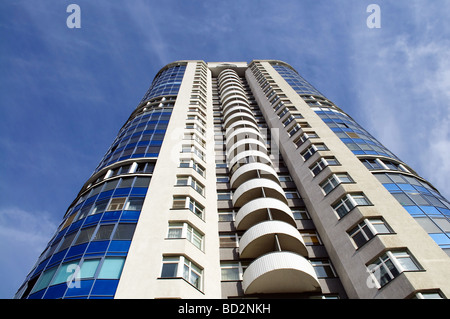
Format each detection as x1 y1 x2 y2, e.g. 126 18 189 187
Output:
15 60 450 299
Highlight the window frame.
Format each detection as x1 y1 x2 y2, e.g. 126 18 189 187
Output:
332 193 371 219
167 222 204 251
160 256 203 291
367 250 422 288
320 173 354 195
348 218 393 248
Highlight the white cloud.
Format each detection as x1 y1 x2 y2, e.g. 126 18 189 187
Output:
0 207 57 298
344 2 450 200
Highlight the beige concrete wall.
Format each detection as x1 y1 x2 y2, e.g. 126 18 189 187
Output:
115 61 221 299
247 60 450 299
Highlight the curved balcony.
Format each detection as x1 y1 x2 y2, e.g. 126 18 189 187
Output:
230 162 278 189
221 88 247 102
223 112 258 129
242 251 321 295
220 83 245 99
227 138 268 160
235 197 296 230
225 126 261 147
222 99 251 114
239 220 308 258
232 178 287 207
219 78 242 90
223 106 254 123
228 150 272 174
221 94 249 108
218 70 240 85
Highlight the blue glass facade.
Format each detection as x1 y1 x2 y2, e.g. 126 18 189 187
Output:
140 64 186 104
312 107 400 161
272 62 450 255
271 64 324 97
26 175 149 299
94 109 172 173
375 172 450 251
17 64 187 299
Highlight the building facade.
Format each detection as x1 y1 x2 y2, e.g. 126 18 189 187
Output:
15 60 450 299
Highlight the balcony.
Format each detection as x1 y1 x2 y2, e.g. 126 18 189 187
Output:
239 220 308 258
228 150 272 174
242 251 321 295
235 197 296 230
230 162 278 189
223 112 258 129
227 139 268 162
233 178 287 207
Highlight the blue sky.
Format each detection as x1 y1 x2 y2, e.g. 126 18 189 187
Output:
1 0 449 298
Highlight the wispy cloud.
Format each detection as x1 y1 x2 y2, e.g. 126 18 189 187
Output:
345 2 450 199
0 206 57 298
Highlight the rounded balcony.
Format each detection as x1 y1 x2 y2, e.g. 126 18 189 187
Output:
242 251 321 295
235 197 296 230
222 99 251 114
219 75 242 88
223 105 254 123
221 94 250 108
227 138 268 161
230 162 278 189
225 126 261 148
220 86 246 101
239 220 308 258
228 150 272 174
232 178 287 207
218 70 240 85
223 112 258 130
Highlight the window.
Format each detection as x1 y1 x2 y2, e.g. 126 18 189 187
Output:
291 208 309 220
367 251 421 288
179 159 205 177
413 291 445 299
216 175 230 183
125 198 145 211
285 191 300 199
135 162 155 174
217 191 232 201
74 226 95 245
278 175 292 182
310 157 340 176
107 198 126 211
176 175 204 195
311 259 337 278
219 233 238 247
160 256 203 290
301 145 317 161
293 132 318 148
320 173 354 195
349 218 393 248
113 223 136 240
362 158 383 170
301 230 321 245
218 210 235 222
94 224 115 241
167 222 204 250
79 259 101 279
220 261 249 281
90 199 109 216
57 232 77 252
98 257 125 279
172 196 204 219
332 193 371 218
51 261 78 286
31 268 57 293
